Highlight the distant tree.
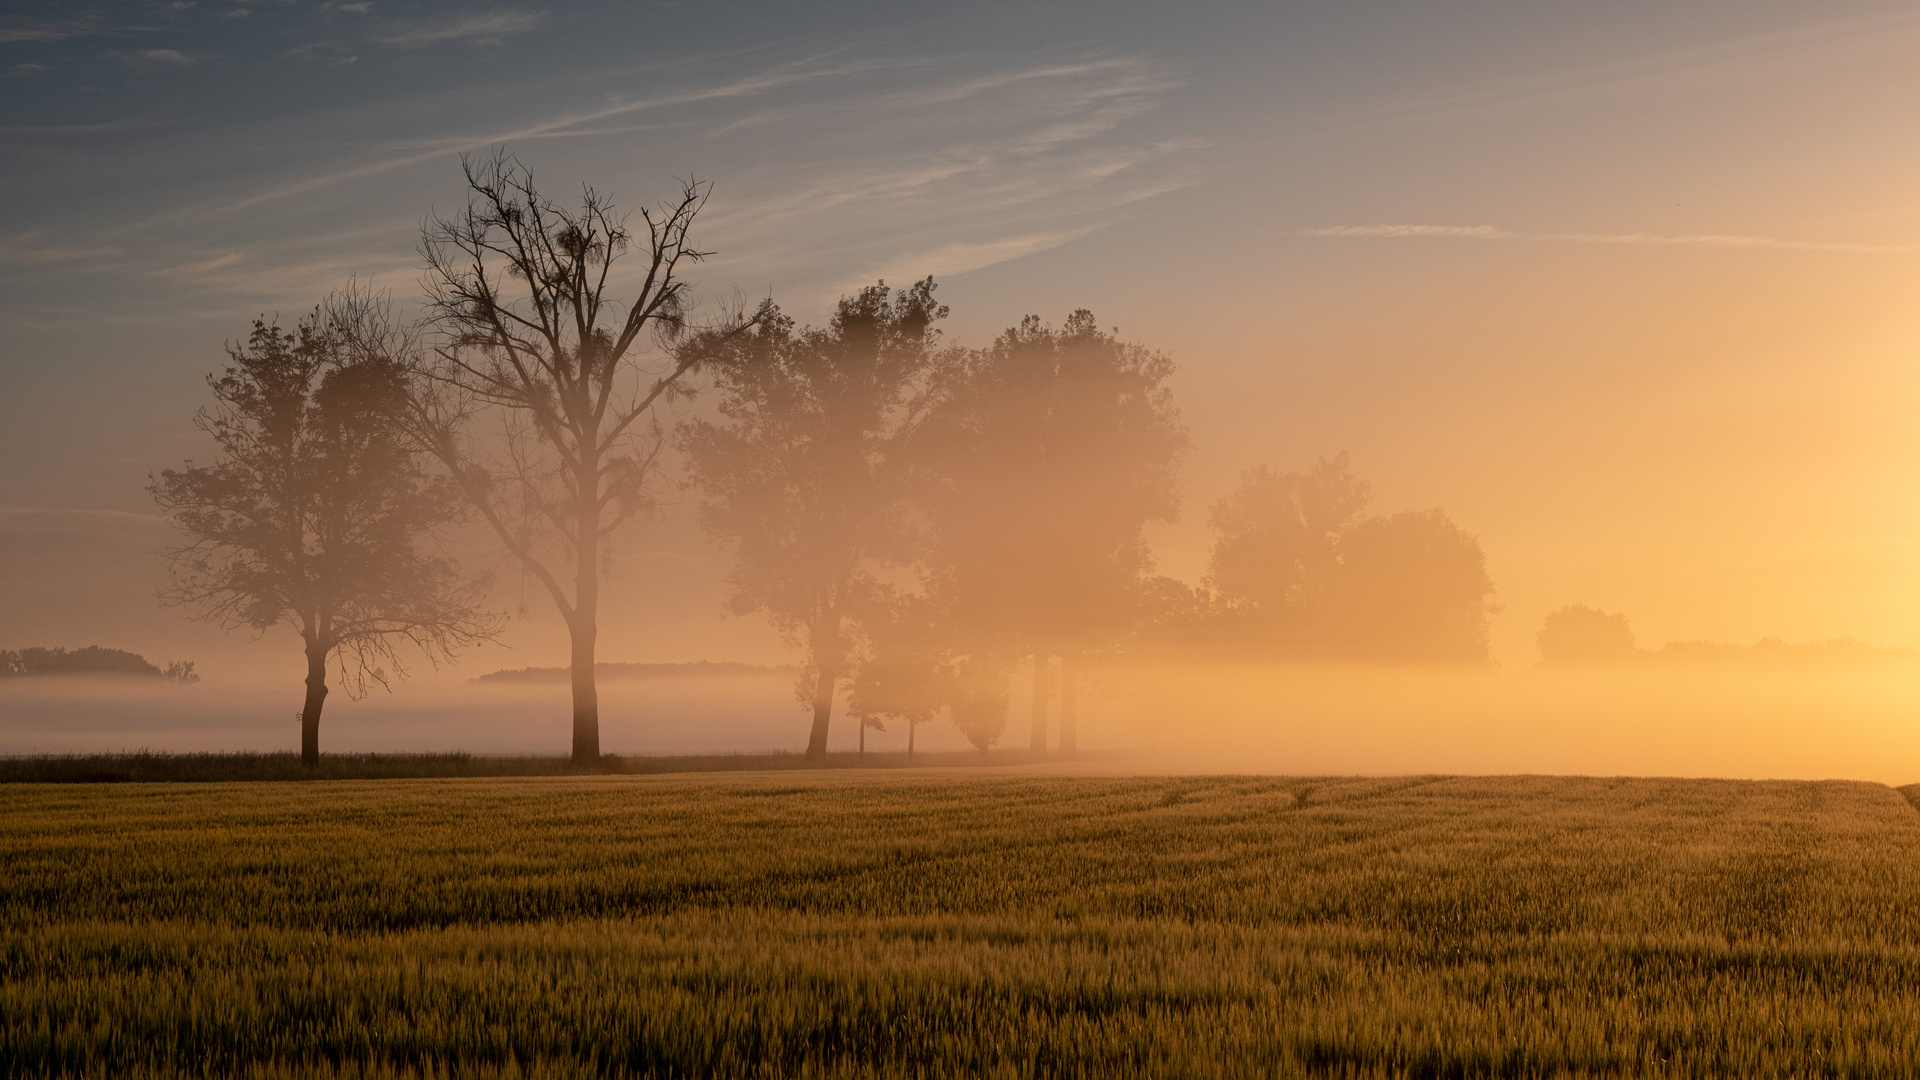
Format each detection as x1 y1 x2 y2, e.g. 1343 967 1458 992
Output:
1537 604 1637 666
1206 454 1370 643
913 311 1186 754
947 650 1013 757
1205 455 1495 664
0 645 193 679
405 152 753 763
1131 575 1225 650
1649 636 1916 668
151 312 498 765
680 280 946 761
1324 509 1496 663
847 591 956 763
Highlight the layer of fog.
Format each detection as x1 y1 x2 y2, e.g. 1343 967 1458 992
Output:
6 663 1918 785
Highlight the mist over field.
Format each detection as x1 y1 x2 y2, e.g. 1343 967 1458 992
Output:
13 6 1920 1074
5 1 1920 778
10 661 1920 784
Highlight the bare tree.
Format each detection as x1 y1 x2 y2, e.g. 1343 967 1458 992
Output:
151 312 498 764
410 152 748 763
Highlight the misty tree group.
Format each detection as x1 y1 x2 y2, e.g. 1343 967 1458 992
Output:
153 151 1497 764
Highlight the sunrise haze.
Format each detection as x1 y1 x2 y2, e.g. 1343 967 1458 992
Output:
5 0 1920 771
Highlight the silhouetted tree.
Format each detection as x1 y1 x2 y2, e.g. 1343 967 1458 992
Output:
1324 509 1496 663
913 311 1185 753
1537 604 1636 665
0 646 193 679
947 649 1013 756
1206 454 1369 644
680 280 946 760
151 313 497 764
1131 575 1226 652
408 152 750 763
1205 455 1495 664
847 591 954 763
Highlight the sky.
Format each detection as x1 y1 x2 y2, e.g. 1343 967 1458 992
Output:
5 0 1920 726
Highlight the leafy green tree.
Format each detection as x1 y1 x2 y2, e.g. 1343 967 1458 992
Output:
151 313 497 764
681 280 946 760
913 311 1186 753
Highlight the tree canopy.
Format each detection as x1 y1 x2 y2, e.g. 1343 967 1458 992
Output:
1537 605 1637 665
915 311 1186 657
151 312 496 763
1203 454 1497 665
0 646 195 681
680 279 947 759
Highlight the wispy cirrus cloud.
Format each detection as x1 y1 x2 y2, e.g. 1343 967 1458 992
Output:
695 52 1196 296
0 16 117 43
373 9 542 49
863 228 1103 287
0 234 128 267
104 48 199 68
191 56 878 218
1303 224 1910 254
147 243 423 305
12 45 1197 322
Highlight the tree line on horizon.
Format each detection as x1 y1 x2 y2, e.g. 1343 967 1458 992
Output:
0 646 198 682
1535 604 1919 669
149 152 1495 765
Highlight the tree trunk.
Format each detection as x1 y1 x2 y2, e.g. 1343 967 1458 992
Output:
1029 651 1050 755
859 716 866 764
1059 651 1078 755
804 612 842 762
300 641 329 767
570 474 602 765
908 719 917 763
569 618 599 764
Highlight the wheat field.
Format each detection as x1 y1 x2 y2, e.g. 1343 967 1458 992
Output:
6 772 1920 1077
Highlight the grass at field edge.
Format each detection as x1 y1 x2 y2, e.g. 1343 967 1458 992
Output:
0 749 1076 783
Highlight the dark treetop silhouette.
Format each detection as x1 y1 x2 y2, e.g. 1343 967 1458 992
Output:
1537 604 1638 666
847 590 956 762
0 646 196 682
911 310 1188 753
150 313 497 764
406 152 752 763
680 280 946 761
1204 453 1497 664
